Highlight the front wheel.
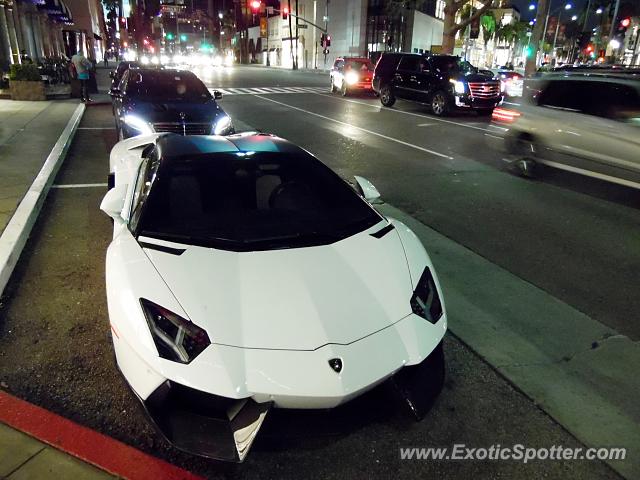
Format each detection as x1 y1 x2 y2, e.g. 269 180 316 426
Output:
380 86 396 107
341 82 349 97
330 77 337 93
430 91 450 116
509 134 539 178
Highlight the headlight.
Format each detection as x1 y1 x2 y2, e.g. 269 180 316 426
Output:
345 71 359 85
449 79 465 94
140 55 150 65
410 267 443 324
160 55 170 64
213 115 232 135
140 299 211 364
151 55 160 65
123 115 153 135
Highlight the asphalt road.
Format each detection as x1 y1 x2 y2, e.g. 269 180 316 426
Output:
0 66 634 479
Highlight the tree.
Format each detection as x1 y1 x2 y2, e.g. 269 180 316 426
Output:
442 0 494 54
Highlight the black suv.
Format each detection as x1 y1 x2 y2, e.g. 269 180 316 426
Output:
372 53 502 116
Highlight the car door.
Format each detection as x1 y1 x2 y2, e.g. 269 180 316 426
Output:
565 81 640 186
393 55 421 100
413 58 435 102
112 70 129 128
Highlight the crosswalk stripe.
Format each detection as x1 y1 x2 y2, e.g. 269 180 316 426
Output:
210 86 329 96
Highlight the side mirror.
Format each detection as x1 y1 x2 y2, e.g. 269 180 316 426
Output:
212 90 223 100
353 175 382 203
100 183 128 221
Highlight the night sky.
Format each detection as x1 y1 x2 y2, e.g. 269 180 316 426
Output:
512 0 590 21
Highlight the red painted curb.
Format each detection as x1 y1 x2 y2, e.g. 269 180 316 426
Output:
0 390 204 480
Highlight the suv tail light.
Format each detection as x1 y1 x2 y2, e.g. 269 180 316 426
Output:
492 107 521 123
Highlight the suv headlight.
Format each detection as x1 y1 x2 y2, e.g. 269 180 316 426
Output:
410 267 443 324
140 299 211 363
123 115 153 135
213 115 232 135
449 79 466 94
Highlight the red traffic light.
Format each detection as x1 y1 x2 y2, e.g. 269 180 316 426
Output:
250 0 260 12
282 5 289 19
586 45 593 52
620 18 630 28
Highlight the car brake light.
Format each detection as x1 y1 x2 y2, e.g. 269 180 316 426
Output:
492 108 521 123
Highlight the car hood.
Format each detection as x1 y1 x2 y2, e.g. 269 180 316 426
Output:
457 72 497 83
140 225 414 350
126 98 225 123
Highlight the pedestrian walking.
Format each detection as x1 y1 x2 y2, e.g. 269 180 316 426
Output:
71 50 93 102
103 53 109 68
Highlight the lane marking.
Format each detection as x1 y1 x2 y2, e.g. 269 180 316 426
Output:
76 127 113 130
51 183 108 189
417 123 435 127
314 92 508 133
503 101 522 106
254 95 454 160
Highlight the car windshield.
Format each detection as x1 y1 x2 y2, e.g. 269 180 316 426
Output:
346 60 373 71
137 152 381 250
431 56 477 74
126 71 211 102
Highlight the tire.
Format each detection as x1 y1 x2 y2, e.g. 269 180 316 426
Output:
380 86 396 107
430 90 450 116
330 77 337 93
341 82 349 97
509 134 538 178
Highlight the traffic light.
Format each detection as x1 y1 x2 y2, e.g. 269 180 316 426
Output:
250 0 260 14
523 45 533 58
282 4 289 20
180 34 187 42
320 33 331 48
613 17 630 46
325 35 331 47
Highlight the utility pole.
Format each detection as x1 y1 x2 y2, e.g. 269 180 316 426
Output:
287 0 295 68
295 0 299 69
525 0 549 76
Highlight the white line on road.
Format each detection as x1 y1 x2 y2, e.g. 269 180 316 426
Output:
77 127 113 130
314 93 508 133
51 183 108 189
417 123 435 127
254 95 454 160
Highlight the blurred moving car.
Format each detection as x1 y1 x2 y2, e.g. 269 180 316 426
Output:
109 68 233 140
100 132 447 462
330 57 375 96
491 74 640 188
373 53 502 116
492 69 524 97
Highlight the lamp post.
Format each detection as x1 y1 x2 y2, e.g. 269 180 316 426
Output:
552 3 572 58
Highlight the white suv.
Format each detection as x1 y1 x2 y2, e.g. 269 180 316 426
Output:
492 73 640 189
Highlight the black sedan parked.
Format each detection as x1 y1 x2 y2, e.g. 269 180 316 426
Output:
109 68 233 139
109 61 140 90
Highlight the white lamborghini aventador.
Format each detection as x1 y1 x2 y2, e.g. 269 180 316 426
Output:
101 132 448 462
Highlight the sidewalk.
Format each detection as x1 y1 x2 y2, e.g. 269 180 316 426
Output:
0 99 82 236
0 422 117 480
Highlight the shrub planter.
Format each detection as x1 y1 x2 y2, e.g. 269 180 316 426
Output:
9 80 46 101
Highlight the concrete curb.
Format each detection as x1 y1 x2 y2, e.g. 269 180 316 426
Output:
0 102 85 298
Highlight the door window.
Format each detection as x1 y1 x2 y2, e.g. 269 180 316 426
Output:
129 151 161 232
538 80 585 112
397 56 421 72
584 82 640 125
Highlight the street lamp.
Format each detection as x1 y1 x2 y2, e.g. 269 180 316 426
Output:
571 15 578 20
551 3 572 57
595 7 602 14
529 4 536 10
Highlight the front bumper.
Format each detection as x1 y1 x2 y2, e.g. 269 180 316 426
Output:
454 93 503 110
138 340 444 462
